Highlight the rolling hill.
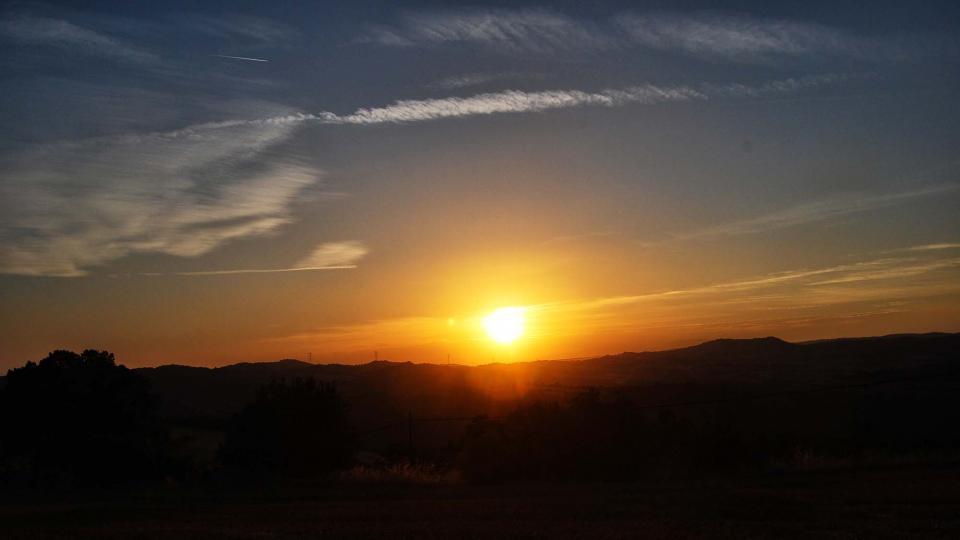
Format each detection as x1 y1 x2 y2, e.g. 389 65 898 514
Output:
135 333 960 438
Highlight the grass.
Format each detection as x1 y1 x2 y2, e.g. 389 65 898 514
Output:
2 464 959 539
338 461 461 485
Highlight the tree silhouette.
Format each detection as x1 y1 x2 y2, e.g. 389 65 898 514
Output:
0 350 166 488
456 390 655 482
219 377 354 478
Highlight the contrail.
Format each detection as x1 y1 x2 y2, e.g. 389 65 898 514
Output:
210 54 269 62
136 266 357 277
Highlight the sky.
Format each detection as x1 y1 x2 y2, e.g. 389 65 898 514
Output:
1 0 959 369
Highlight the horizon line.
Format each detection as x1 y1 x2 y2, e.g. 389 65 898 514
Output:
96 330 959 371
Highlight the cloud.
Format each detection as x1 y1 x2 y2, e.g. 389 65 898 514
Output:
615 12 873 63
427 72 542 91
67 74 840 133
0 74 853 277
357 9 615 54
662 183 959 243
702 73 858 98
323 86 705 124
318 74 843 125
809 258 960 285
210 54 269 62
0 104 320 277
294 241 369 269
105 74 840 134
147 241 369 276
185 14 299 48
0 16 157 63
161 266 355 276
544 253 960 318
901 243 960 252
358 9 893 63
266 251 960 356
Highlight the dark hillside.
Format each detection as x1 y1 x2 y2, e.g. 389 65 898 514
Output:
129 333 960 455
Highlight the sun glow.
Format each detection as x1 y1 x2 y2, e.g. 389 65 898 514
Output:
483 307 526 345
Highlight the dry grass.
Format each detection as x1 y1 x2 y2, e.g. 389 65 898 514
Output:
2 465 959 539
784 447 960 472
338 462 461 485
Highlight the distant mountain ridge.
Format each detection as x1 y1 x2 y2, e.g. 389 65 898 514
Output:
143 332 954 372
123 333 959 425
2 332 956 452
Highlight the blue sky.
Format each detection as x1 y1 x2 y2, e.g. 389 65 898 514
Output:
1 1 959 367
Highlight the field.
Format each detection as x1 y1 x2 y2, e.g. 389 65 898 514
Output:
4 464 959 539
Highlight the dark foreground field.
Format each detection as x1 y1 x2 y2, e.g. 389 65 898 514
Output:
4 464 959 539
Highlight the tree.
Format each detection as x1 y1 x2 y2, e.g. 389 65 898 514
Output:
219 377 354 478
0 350 166 488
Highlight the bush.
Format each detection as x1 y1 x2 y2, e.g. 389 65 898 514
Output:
219 378 354 478
455 391 657 482
454 389 799 483
0 350 167 488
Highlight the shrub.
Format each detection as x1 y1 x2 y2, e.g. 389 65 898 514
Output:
219 378 354 478
0 350 167 488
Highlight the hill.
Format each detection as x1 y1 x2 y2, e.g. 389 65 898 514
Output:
132 333 960 451
2 332 958 477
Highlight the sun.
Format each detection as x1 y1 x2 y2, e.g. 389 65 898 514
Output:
483 307 526 345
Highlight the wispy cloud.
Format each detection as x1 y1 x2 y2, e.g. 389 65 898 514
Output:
660 183 960 244
294 241 368 269
358 9 905 63
322 86 705 124
426 72 542 91
809 258 960 285
541 253 960 321
163 266 356 276
185 14 298 48
901 242 960 252
0 16 157 63
0 103 321 277
47 74 837 136
318 74 844 125
264 251 960 358
357 9 615 54
144 241 369 276
615 12 874 63
210 54 269 62
0 74 858 277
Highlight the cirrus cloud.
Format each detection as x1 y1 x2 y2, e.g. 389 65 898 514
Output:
0 74 852 277
294 241 369 269
0 15 157 63
0 103 320 277
357 9 938 64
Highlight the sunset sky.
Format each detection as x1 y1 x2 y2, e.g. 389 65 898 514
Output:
1 1 959 369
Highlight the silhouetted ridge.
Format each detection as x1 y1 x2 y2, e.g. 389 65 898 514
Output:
680 336 795 355
122 332 960 425
799 332 956 345
218 358 315 371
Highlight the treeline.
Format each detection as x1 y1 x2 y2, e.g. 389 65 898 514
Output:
0 350 167 488
1 349 958 490
455 384 960 482
0 351 356 489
